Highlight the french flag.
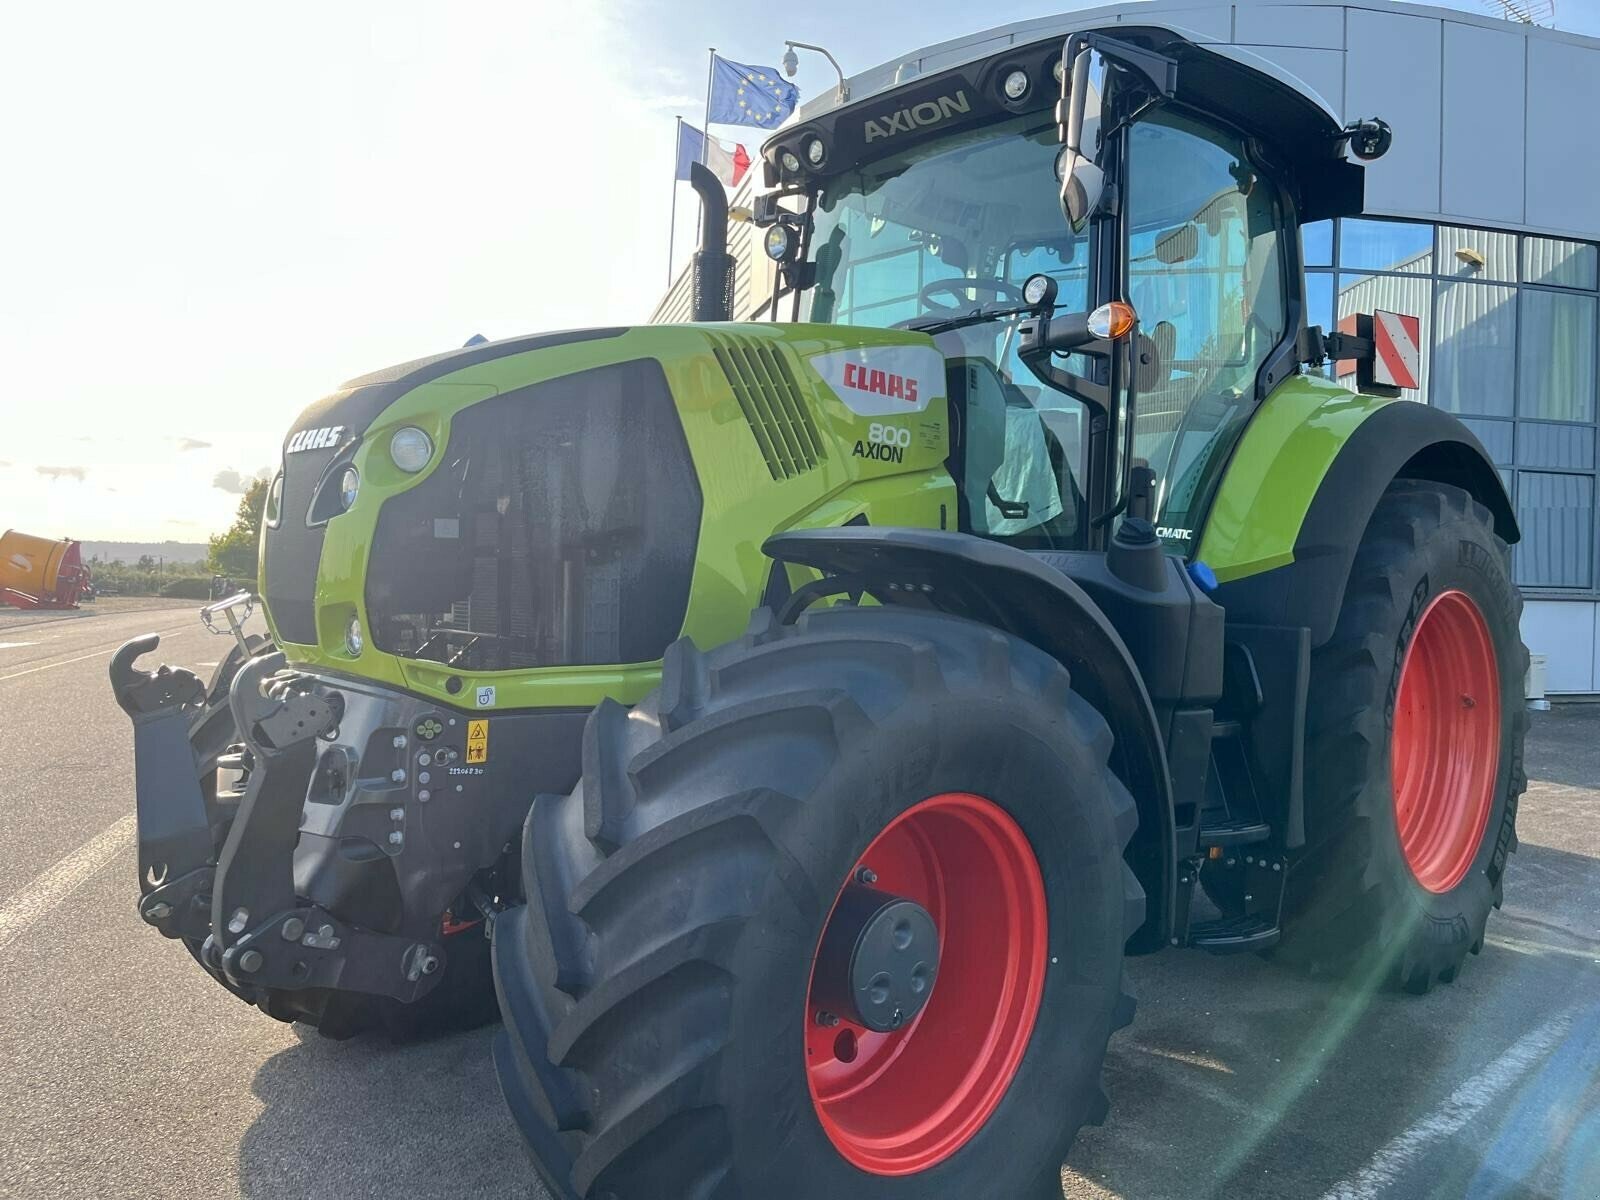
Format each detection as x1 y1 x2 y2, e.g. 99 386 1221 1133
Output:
674 122 751 189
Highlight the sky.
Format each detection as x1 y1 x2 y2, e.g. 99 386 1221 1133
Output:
5 0 1600 542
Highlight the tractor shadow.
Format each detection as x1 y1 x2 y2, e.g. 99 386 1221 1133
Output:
238 1021 545 1200
1063 838 1600 1200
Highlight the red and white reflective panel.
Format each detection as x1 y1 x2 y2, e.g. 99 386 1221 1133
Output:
1373 309 1421 390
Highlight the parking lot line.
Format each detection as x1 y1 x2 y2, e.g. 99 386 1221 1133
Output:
0 815 135 951
1319 1010 1575 1200
0 647 118 682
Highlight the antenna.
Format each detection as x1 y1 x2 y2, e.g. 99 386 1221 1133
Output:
1481 0 1556 24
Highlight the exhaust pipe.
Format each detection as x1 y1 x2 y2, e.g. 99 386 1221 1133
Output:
688 161 733 323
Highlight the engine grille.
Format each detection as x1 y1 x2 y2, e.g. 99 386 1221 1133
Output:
709 334 827 480
363 359 700 672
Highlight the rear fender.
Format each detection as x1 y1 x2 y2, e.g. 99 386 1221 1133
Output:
764 526 1176 953
1202 379 1517 646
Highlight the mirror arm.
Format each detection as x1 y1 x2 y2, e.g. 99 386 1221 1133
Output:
1017 314 1112 414
1079 34 1178 99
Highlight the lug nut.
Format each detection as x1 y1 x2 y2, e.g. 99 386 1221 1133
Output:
856 867 878 885
392 734 407 749
389 807 405 821
281 917 306 941
389 831 404 846
237 949 263 973
391 768 407 784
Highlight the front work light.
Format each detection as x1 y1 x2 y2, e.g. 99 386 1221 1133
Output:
764 224 794 261
780 149 802 174
804 137 826 166
339 467 360 510
390 426 433 473
346 615 364 656
1023 273 1058 309
1003 69 1030 101
1088 301 1137 340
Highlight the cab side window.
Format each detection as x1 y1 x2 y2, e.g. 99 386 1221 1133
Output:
1125 110 1288 542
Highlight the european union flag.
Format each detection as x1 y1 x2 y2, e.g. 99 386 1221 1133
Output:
707 55 799 129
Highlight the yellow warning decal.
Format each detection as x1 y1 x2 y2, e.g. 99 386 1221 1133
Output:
466 719 489 764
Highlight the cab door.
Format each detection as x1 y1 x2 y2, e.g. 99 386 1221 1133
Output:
1121 108 1293 549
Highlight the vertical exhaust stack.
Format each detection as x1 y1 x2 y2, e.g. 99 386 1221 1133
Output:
688 161 734 323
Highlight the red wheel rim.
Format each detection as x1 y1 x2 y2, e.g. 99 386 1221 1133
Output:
804 792 1048 1175
1391 589 1501 894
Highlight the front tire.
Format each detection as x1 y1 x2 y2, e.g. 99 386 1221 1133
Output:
493 605 1144 1198
1240 479 1528 991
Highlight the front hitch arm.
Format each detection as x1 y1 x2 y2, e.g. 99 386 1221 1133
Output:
204 656 445 1004
109 635 212 897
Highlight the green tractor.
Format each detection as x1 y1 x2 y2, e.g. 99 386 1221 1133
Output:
112 22 1527 1197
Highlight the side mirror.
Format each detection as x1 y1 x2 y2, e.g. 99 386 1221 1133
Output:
1057 45 1108 232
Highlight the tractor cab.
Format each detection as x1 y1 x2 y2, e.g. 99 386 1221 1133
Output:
755 28 1381 555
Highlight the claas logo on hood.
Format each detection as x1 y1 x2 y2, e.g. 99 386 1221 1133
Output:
286 426 345 453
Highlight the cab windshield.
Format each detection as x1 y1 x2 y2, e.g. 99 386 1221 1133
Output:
804 115 1091 548
800 106 1290 554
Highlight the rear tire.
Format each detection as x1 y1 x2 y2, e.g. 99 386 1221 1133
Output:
493 605 1143 1198
1222 479 1527 991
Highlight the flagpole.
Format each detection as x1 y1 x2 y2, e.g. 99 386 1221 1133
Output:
701 47 716 166
667 115 681 287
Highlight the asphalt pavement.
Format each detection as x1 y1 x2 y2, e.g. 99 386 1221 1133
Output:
0 604 1595 1199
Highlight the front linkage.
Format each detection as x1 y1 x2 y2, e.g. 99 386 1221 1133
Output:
110 619 448 1014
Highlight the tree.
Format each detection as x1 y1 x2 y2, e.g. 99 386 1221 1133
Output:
208 477 270 580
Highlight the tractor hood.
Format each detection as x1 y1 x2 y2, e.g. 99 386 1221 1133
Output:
257 322 955 712
262 329 625 647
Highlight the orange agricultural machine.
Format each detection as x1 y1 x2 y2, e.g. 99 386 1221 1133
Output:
0 530 92 609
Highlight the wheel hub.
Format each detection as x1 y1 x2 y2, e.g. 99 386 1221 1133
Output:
1391 588 1502 893
804 792 1048 1176
811 885 939 1032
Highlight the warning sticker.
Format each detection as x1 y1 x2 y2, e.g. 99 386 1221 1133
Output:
466 719 489 764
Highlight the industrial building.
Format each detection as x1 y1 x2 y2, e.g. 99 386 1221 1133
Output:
657 0 1600 693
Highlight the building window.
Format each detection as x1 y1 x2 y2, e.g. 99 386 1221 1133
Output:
1518 290 1596 423
1303 219 1333 268
1312 217 1600 596
1523 237 1598 291
1434 281 1516 417
1516 473 1594 588
1339 218 1434 274
1439 226 1517 282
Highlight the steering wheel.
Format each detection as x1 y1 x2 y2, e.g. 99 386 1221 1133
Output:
917 278 1026 314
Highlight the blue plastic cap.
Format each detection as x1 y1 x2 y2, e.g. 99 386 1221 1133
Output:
1187 560 1219 593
